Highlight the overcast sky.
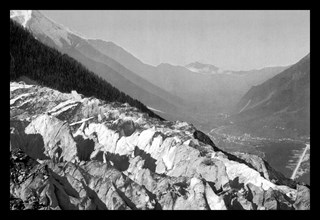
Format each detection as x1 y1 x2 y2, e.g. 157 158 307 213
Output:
41 10 310 71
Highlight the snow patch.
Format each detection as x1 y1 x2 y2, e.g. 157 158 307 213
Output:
10 82 34 92
186 64 228 75
48 100 79 116
186 67 201 73
10 93 33 106
10 10 32 27
147 106 164 113
20 10 75 48
10 10 74 48
48 100 77 113
69 117 95 126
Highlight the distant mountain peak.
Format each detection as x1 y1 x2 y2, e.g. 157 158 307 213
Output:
157 63 176 68
10 10 88 49
10 10 32 27
88 39 116 46
185 62 226 74
186 61 217 68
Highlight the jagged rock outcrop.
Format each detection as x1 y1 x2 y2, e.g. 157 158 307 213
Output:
10 81 310 210
232 152 297 189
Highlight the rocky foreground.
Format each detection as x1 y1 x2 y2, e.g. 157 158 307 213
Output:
10 81 310 210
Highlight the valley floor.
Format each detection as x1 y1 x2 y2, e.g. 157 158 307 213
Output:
207 127 310 185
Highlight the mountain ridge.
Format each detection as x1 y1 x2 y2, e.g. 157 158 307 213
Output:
9 18 162 121
9 11 310 210
10 10 191 122
226 53 310 139
88 37 289 117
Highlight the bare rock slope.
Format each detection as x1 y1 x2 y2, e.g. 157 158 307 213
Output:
10 81 310 210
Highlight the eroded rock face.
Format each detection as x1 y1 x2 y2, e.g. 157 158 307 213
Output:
10 81 310 210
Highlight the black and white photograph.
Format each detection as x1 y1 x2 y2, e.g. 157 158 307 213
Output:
10 10 310 210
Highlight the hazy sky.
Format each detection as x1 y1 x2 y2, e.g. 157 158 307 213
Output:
41 10 310 71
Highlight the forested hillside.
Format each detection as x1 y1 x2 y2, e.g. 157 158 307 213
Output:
10 19 162 120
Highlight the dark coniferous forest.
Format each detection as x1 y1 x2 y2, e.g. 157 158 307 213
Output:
10 19 163 120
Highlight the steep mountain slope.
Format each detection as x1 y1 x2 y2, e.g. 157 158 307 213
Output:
10 81 310 210
90 40 241 114
11 9 290 124
62 46 190 122
10 19 161 121
228 54 310 139
10 10 188 121
10 10 32 27
88 39 288 115
9 12 310 209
